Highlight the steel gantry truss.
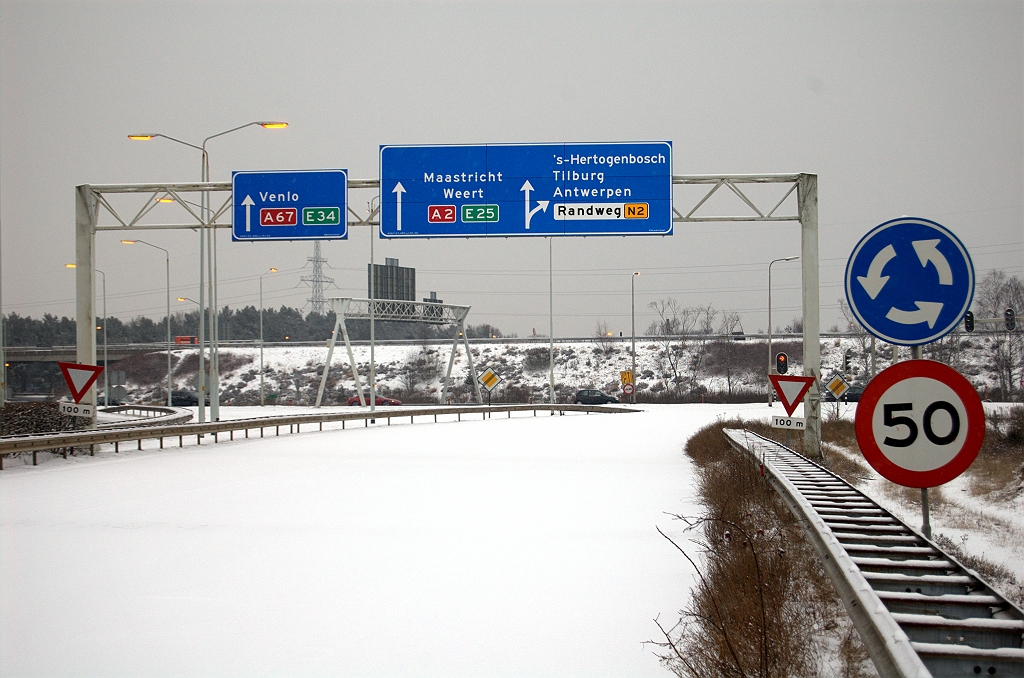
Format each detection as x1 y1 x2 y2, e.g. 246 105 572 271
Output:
75 173 818 453
313 297 482 407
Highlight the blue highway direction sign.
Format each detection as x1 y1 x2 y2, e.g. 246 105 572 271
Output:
232 170 348 241
379 142 672 237
845 217 974 345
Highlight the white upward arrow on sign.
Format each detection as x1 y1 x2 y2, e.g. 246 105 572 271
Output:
242 195 255 232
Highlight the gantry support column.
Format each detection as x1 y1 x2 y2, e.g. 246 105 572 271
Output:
75 185 98 409
799 174 821 458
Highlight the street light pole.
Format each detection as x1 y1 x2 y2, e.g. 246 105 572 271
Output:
121 240 171 405
259 267 277 406
767 255 799 406
631 271 640 405
129 121 287 421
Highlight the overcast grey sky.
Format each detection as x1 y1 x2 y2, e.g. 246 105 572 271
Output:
2 0 1021 338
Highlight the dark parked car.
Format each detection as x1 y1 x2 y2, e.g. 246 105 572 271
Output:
573 389 619 405
823 384 864 402
171 390 209 406
347 394 403 406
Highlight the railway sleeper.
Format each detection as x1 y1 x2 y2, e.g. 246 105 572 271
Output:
891 612 1024 651
826 522 909 534
864 571 981 597
911 641 1024 677
877 590 1009 620
853 556 959 576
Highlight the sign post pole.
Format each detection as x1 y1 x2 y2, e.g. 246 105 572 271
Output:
74 186 98 422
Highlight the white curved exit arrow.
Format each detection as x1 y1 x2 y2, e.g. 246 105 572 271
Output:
912 239 953 285
886 301 944 328
857 244 895 299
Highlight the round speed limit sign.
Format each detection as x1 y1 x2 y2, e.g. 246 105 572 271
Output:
855 360 984 488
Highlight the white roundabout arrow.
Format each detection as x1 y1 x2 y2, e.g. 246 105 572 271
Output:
912 239 953 285
886 301 944 328
392 182 405 231
242 195 255 232
521 181 549 229
857 244 896 299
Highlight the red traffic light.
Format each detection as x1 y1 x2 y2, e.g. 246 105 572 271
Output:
775 352 789 374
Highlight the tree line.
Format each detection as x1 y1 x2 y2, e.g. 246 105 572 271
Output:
2 306 509 347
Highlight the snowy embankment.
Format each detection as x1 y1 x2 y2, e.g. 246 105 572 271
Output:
2 403 770 677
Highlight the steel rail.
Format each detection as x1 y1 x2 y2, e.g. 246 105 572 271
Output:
724 428 1024 678
0 404 636 469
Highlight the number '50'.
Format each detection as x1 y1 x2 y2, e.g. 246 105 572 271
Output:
883 402 960 447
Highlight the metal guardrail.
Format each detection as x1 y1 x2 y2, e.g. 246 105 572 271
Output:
0 404 636 469
724 428 1024 678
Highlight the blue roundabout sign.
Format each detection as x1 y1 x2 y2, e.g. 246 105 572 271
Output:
845 217 974 346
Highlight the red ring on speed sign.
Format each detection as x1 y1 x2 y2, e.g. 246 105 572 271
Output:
855 359 984 488
623 384 635 395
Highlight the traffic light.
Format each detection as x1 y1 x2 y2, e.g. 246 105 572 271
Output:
964 311 974 332
843 351 851 373
1006 308 1016 331
775 352 788 375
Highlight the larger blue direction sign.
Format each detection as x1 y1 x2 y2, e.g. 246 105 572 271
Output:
379 142 672 237
845 217 974 346
232 169 348 241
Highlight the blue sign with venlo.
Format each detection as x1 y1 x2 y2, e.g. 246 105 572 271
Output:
232 169 348 241
379 142 672 237
845 217 974 346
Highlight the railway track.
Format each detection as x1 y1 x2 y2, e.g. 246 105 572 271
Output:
724 428 1024 678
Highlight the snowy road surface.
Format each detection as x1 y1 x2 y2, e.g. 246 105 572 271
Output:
1 404 769 677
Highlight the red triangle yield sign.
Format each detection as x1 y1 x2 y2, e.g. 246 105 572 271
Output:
58 362 105 404
769 375 815 416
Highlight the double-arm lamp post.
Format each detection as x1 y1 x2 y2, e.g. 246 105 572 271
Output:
121 240 171 405
129 121 287 422
767 255 799 406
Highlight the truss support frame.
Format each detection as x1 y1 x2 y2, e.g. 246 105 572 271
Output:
314 297 481 408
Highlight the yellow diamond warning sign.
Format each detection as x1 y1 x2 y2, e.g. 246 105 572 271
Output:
478 367 502 392
824 373 850 400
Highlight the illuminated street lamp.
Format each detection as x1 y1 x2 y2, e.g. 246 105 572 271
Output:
767 255 799 406
130 121 288 422
121 239 172 406
259 267 278 406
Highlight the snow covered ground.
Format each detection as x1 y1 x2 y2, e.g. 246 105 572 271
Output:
2 403 770 677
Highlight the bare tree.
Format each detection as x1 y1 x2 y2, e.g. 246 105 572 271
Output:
686 304 718 396
592 321 615 356
973 270 1023 397
716 312 742 396
838 299 874 379
648 299 698 392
